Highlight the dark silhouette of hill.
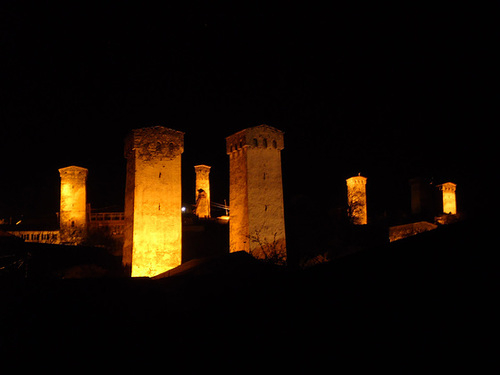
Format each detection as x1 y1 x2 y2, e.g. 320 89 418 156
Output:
0 235 123 279
0 219 495 369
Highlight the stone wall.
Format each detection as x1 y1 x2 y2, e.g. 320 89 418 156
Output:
59 166 88 245
194 165 211 218
123 126 184 277
226 125 286 263
389 221 437 242
346 175 368 225
438 182 457 215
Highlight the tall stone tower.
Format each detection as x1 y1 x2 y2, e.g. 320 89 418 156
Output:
409 177 424 215
59 166 88 245
409 177 436 216
123 126 184 277
346 175 368 225
226 125 286 263
437 182 457 214
194 164 211 218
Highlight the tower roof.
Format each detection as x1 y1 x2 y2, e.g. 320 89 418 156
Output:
437 182 456 191
129 126 185 136
226 124 284 153
58 165 88 173
226 124 283 139
346 175 367 182
58 166 88 178
124 126 185 160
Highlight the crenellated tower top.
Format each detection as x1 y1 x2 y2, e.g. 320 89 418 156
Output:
124 126 184 161
346 175 367 186
226 124 284 154
58 165 88 181
437 182 456 192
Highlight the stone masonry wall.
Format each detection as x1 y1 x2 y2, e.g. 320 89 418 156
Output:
123 126 184 277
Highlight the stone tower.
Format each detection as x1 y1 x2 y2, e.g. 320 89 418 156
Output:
226 124 286 262
59 166 88 245
409 177 437 217
123 126 184 277
194 164 211 218
437 182 457 214
346 175 368 225
409 177 424 215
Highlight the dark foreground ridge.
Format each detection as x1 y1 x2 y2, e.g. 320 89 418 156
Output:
0 219 495 369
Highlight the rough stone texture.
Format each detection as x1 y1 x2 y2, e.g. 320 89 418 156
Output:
228 145 249 253
123 126 184 277
389 221 438 242
437 182 457 215
226 125 286 263
346 175 368 225
58 166 88 245
194 165 211 218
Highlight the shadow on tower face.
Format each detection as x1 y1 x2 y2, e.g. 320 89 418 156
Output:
59 165 88 245
226 125 287 264
123 126 185 277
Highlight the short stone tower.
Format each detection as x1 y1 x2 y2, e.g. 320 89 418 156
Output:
123 126 184 277
194 165 211 218
346 175 368 225
226 125 286 263
59 166 88 244
437 182 457 215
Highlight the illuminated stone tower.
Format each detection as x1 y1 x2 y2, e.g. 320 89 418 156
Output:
226 125 286 262
123 126 184 277
59 166 88 245
346 174 368 225
194 165 211 218
437 182 457 214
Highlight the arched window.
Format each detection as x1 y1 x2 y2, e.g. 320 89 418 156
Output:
253 138 258 147
272 140 277 148
263 138 268 148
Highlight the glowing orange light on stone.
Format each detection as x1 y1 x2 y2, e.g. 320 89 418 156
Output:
437 182 457 215
226 125 286 263
123 127 184 277
58 166 88 244
346 175 368 225
194 165 211 218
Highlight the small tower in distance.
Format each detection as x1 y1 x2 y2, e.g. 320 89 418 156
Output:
59 166 88 245
346 174 368 225
194 165 211 218
123 126 184 277
226 124 286 263
437 182 457 215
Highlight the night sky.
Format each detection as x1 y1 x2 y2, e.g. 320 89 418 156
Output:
0 4 493 222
